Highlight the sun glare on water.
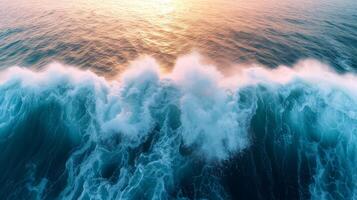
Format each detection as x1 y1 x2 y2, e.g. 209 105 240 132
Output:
88 0 181 16
156 0 173 3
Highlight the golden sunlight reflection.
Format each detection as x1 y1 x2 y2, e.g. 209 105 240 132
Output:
87 0 186 19
67 0 250 69
84 0 194 67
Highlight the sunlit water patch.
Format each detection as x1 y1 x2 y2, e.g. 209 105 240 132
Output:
0 0 357 76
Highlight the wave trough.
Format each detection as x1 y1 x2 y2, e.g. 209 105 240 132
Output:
0 54 356 199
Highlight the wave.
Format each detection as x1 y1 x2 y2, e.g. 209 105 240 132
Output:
0 54 356 199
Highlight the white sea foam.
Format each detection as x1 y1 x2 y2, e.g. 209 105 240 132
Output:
1 54 356 159
1 54 357 199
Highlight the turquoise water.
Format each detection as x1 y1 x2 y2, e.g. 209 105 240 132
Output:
1 0 357 199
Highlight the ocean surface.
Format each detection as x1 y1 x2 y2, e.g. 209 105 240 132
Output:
1 0 357 199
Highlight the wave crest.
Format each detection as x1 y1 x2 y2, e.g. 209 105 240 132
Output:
1 54 356 199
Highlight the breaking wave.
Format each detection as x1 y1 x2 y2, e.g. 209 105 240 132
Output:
1 54 357 199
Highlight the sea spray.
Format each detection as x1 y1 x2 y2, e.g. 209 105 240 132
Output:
0 54 356 199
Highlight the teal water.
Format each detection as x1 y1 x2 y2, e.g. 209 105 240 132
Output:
1 0 357 199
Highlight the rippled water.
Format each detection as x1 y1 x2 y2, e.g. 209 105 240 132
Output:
1 0 357 75
1 0 357 200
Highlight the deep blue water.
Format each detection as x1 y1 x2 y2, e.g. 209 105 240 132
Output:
1 0 357 199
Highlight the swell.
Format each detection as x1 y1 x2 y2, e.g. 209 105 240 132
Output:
0 54 356 199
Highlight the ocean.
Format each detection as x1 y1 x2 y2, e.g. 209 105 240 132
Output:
0 0 357 199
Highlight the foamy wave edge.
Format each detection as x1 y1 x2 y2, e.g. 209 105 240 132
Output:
1 53 357 199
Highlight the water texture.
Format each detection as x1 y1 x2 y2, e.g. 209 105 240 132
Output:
1 0 357 199
0 56 357 199
1 0 357 75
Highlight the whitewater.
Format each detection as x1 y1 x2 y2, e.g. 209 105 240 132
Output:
0 54 356 200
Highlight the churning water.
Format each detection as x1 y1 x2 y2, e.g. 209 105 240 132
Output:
1 0 357 199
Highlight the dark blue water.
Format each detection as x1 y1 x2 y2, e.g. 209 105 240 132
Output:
1 0 357 199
